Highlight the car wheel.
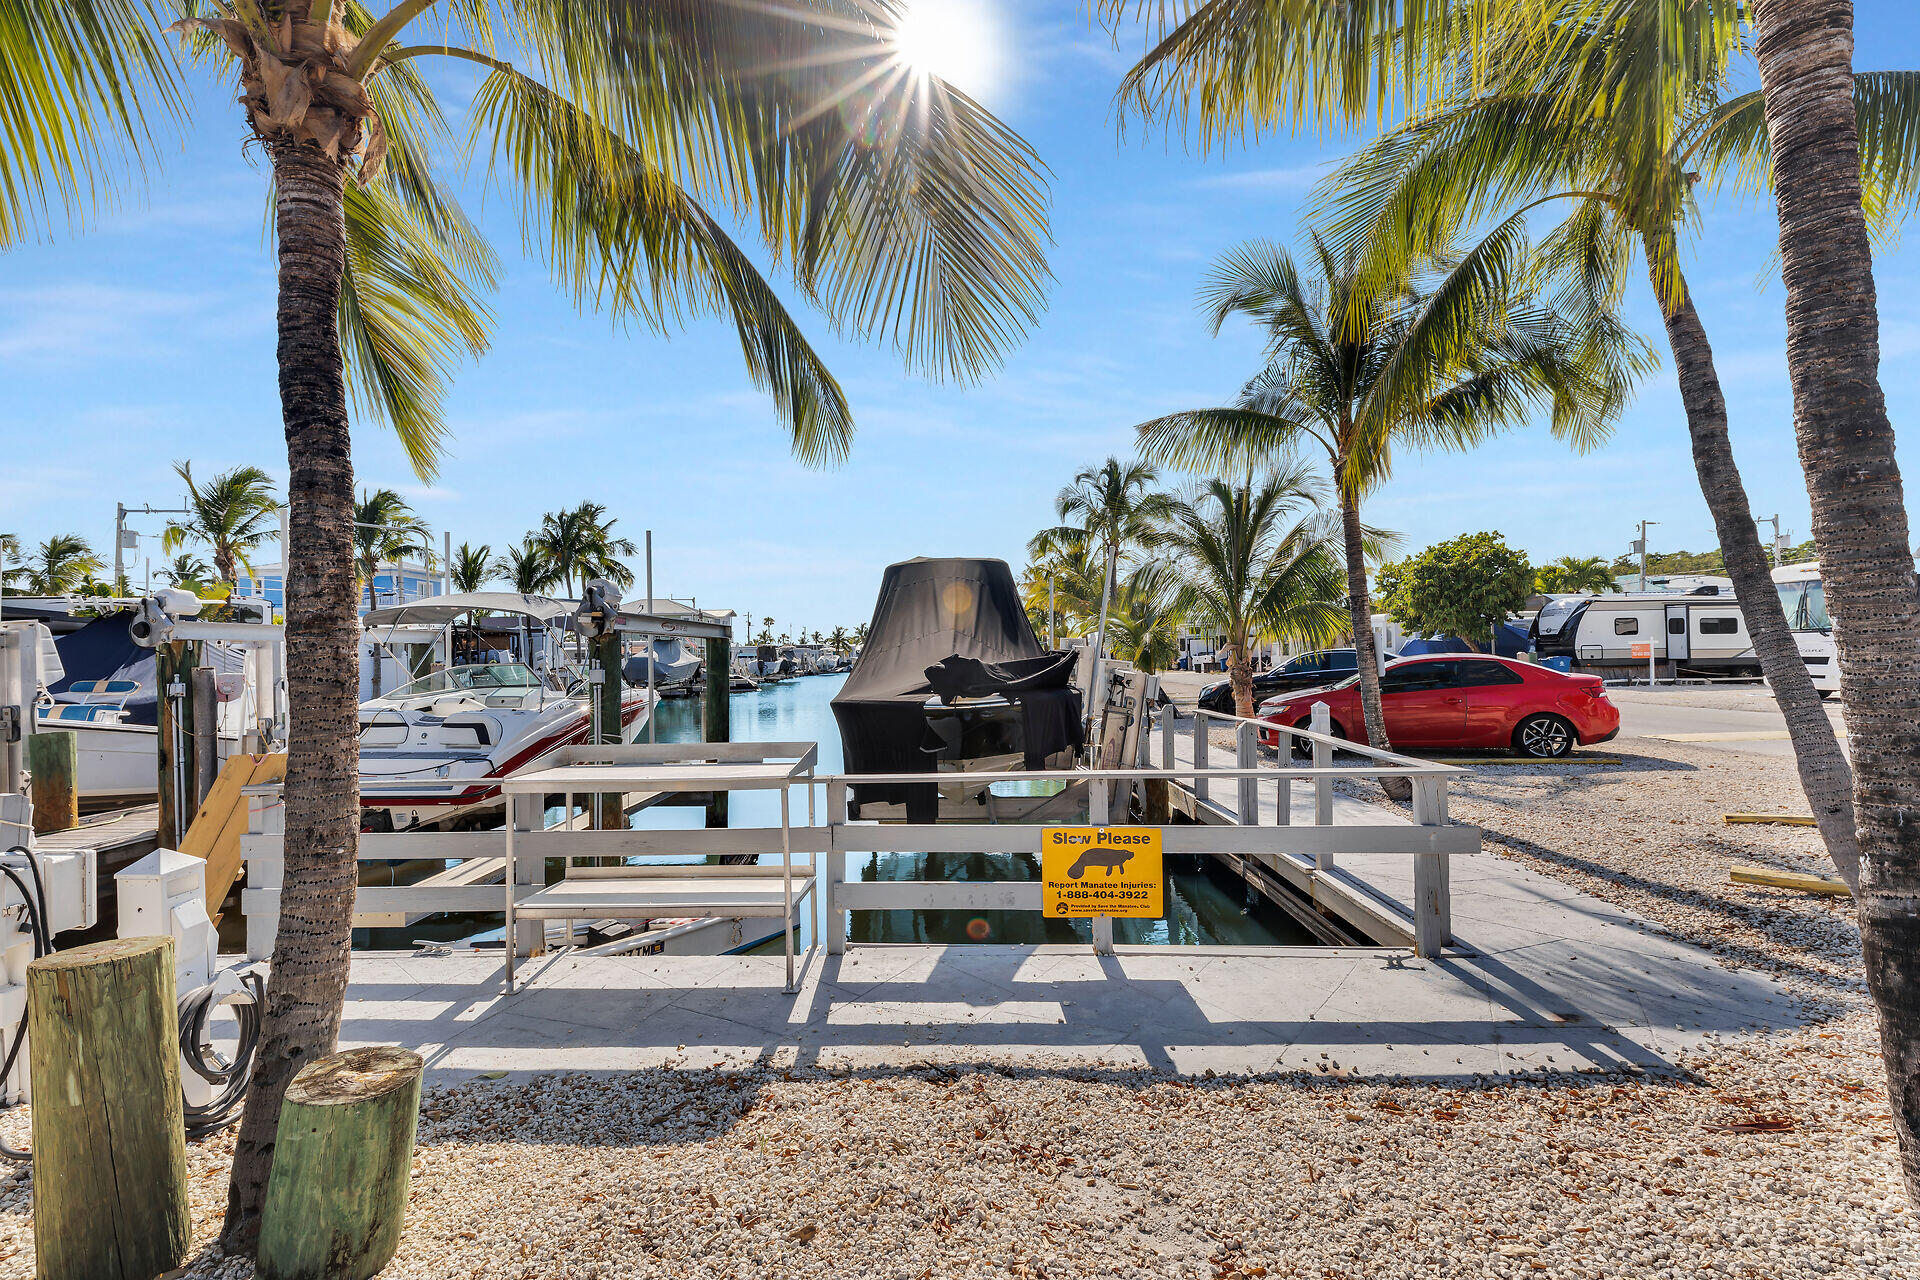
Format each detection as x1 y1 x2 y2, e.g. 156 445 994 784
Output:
1290 717 1345 759
1513 713 1575 759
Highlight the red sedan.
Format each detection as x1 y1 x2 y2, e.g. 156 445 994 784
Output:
1256 655 1620 758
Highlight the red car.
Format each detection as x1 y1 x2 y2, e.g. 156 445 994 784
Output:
1255 655 1620 758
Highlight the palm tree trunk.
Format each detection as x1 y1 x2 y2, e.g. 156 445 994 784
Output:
221 138 362 1254
1338 486 1407 800
1645 244 1860 890
1753 0 1920 1205
1227 633 1255 719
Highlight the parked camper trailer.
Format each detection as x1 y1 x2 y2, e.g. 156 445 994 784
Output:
1772 561 1839 697
1530 591 1758 680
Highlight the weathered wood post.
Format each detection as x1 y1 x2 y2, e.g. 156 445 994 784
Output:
27 728 78 834
155 639 203 847
591 631 623 828
1310 701 1334 838
27 936 190 1280
702 637 731 828
257 1046 425 1280
190 664 219 810
1235 720 1259 825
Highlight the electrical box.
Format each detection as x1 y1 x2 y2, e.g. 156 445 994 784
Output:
115 848 216 994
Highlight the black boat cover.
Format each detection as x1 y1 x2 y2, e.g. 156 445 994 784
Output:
831 558 1083 817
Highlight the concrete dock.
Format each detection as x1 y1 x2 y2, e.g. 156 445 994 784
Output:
323 837 1793 1084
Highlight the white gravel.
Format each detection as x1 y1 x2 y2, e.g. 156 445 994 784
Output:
2 734 1911 1278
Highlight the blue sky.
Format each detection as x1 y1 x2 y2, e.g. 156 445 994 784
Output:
4 2 1918 637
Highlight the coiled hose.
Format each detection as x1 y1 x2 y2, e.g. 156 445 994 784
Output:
0 846 264 1159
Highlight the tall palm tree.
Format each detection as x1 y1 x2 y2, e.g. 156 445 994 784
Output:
535 501 636 598
1750 0 1920 1203
21 535 106 595
352 488 431 613
1104 561 1194 676
449 541 493 593
1313 17 1920 889
161 552 213 591
1022 527 1108 640
1029 458 1175 685
1136 233 1636 763
497 537 557 595
161 461 279 588
1152 468 1346 717
0 534 20 588
1535 555 1615 596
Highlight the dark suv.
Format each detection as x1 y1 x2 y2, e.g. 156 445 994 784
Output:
1195 648 1390 714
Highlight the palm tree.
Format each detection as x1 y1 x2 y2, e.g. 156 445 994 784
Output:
162 553 213 591
0 535 21 589
1750 0 1920 1203
827 626 850 652
498 538 557 596
95 4 1050 1244
1029 458 1175 685
1536 555 1616 596
450 542 493 593
1152 468 1347 716
1312 17 1914 889
20 535 106 596
352 489 431 614
1022 527 1108 640
1105 561 1194 675
1136 233 1636 764
535 502 636 598
161 461 279 588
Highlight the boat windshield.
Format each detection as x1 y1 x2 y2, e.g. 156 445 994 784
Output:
1775 579 1831 631
384 663 539 699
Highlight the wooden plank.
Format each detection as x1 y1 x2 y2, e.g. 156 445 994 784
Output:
836 881 1043 912
1724 812 1817 827
194 753 285 924
1729 864 1851 896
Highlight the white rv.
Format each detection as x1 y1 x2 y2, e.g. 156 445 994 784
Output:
1529 590 1758 680
1771 561 1839 697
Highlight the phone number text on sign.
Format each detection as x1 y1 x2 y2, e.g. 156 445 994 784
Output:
1040 827 1164 919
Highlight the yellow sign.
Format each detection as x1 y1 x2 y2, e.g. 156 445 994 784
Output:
1041 827 1164 918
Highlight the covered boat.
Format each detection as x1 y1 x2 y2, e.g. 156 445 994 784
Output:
831 557 1082 820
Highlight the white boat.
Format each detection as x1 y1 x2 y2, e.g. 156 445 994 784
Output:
623 637 702 686
357 593 655 829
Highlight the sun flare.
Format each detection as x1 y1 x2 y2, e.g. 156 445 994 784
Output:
889 0 999 94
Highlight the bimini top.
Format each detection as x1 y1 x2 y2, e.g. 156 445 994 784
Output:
362 591 570 628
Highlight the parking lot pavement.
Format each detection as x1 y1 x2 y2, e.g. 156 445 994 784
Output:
1607 686 1848 758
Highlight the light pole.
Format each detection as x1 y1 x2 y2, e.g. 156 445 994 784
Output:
1756 513 1784 568
115 501 192 595
1633 520 1660 592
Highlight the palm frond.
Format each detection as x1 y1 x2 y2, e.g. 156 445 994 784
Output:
0 0 183 246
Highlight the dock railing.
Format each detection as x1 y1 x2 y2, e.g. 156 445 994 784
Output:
237 714 1473 966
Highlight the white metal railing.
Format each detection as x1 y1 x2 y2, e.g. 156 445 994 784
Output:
236 721 1472 965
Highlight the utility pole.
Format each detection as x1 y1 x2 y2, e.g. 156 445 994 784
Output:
1633 520 1660 592
115 501 192 596
1756 513 1784 568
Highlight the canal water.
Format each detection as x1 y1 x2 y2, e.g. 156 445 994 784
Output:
359 672 1312 949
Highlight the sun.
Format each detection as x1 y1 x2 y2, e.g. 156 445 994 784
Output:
889 0 999 94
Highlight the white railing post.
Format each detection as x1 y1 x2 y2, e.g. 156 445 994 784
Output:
243 790 284 961
825 780 848 955
1193 712 1210 803
1310 701 1334 836
511 791 543 962
1410 777 1452 957
1236 720 1259 825
1160 702 1175 772
1089 778 1114 955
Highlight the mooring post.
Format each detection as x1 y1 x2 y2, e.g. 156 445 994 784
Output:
1410 777 1452 958
27 936 191 1280
189 664 218 811
702 637 731 828
27 728 78 834
1310 701 1333 840
155 640 197 846
1089 778 1115 955
1235 721 1259 825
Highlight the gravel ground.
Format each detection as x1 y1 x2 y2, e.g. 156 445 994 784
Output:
2 735 1910 1278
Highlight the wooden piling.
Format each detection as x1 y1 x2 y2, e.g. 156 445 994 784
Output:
257 1046 425 1280
190 664 219 810
154 639 201 846
27 936 190 1280
27 728 78 834
592 631 623 828
703 637 731 828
